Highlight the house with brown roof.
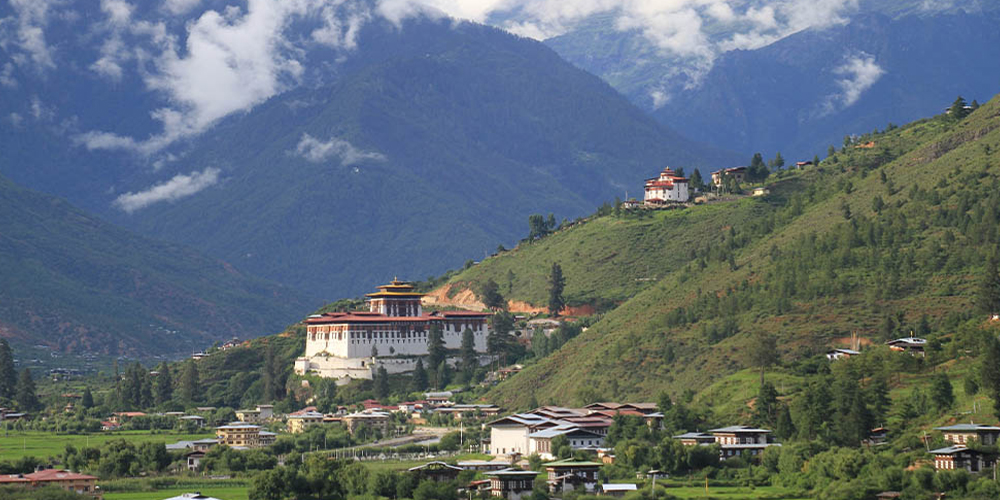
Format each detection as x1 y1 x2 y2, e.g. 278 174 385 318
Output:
0 469 99 497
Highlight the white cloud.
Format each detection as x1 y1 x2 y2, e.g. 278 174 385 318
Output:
74 131 140 151
102 0 134 26
0 62 17 88
2 0 60 70
832 52 884 107
165 0 202 15
113 167 221 213
293 133 386 164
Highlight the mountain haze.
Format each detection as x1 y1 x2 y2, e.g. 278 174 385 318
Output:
0 173 313 356
112 17 738 300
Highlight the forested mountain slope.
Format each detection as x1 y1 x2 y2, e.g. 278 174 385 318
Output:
474 94 1000 407
0 174 313 356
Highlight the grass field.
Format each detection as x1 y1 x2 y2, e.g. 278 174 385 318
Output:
0 431 214 460
662 484 807 499
103 486 248 500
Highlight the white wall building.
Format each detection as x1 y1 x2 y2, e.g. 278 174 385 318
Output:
644 167 690 204
295 280 491 381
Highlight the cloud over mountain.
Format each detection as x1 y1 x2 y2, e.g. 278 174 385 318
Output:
114 167 221 213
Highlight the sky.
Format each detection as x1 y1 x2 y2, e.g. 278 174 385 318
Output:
2 0 945 210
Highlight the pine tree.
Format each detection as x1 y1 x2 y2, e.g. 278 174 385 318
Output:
81 387 94 409
547 262 566 317
427 325 446 370
775 404 795 440
769 152 785 170
0 339 16 400
179 360 200 403
752 382 779 427
478 279 505 311
948 96 970 120
460 328 477 381
748 332 778 387
931 372 954 410
262 343 283 402
828 145 836 158
975 255 1000 316
436 361 452 389
981 337 1000 420
749 152 767 181
155 363 173 405
376 366 390 399
411 359 428 392
15 368 40 411
690 169 704 191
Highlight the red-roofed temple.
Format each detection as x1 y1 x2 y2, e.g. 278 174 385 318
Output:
294 280 491 381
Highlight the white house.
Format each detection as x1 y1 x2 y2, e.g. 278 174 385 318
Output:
644 167 689 204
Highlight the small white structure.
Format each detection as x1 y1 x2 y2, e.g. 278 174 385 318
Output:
163 493 223 500
826 348 860 360
600 484 637 497
644 167 689 204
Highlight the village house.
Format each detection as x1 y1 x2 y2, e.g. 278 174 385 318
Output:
711 166 748 187
545 460 601 494
287 411 325 433
0 469 100 497
180 415 206 427
885 337 926 356
486 469 539 500
643 167 690 205
826 348 861 361
295 280 491 381
185 450 205 471
342 411 392 436
929 445 996 473
108 411 146 424
408 462 464 482
934 423 1000 446
600 484 637 497
529 426 605 460
457 459 512 472
674 425 780 460
434 404 502 420
215 423 276 449
235 404 275 423
489 413 558 456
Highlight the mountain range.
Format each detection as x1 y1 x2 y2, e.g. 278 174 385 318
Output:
543 3 1000 160
0 172 312 356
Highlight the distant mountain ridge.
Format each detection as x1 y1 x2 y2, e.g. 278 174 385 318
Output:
108 17 740 300
543 5 1000 160
0 173 314 356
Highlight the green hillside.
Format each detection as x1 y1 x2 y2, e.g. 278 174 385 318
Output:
0 174 314 356
473 94 1000 408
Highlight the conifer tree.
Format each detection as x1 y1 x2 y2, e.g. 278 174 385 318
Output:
427 325 446 370
436 361 452 389
948 96 970 120
460 328 477 381
411 359 428 392
155 363 173 405
775 404 795 440
981 337 1000 420
690 169 704 191
82 387 94 409
15 368 40 411
376 366 390 399
0 339 16 400
179 360 200 403
478 279 505 311
547 262 566 317
976 255 1000 316
749 152 767 181
931 372 954 410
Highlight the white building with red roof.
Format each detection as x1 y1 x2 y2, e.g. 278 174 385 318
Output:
644 167 689 204
295 280 491 381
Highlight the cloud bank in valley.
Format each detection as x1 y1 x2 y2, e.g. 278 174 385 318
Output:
293 134 387 165
113 167 221 213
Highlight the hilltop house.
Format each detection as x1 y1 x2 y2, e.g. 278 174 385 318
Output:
643 167 690 204
826 348 860 361
886 337 926 356
489 404 653 457
935 423 1000 446
711 167 747 187
294 280 491 381
930 445 996 473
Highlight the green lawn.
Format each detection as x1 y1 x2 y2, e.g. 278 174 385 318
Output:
103 486 248 500
662 484 806 499
0 431 214 460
